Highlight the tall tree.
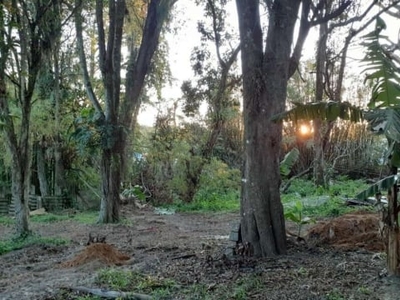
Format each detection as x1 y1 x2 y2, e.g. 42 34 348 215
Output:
75 0 176 223
180 0 240 202
0 0 63 236
236 0 352 256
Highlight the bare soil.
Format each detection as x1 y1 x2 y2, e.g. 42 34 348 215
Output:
0 205 399 300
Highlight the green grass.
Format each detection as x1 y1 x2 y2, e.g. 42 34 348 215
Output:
0 234 69 255
30 213 71 223
0 215 14 226
70 211 98 224
168 190 240 213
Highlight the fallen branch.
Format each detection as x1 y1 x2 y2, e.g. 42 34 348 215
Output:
65 286 152 300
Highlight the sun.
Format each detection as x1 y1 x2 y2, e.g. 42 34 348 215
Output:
299 124 311 136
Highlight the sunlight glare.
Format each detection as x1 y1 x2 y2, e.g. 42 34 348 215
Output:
299 124 310 136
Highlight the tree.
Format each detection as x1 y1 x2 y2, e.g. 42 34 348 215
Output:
235 0 352 256
180 0 240 202
311 0 400 186
75 0 176 223
0 0 63 236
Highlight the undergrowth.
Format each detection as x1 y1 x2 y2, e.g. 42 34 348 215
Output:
281 177 371 218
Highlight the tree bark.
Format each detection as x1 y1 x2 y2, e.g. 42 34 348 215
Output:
99 147 122 223
314 19 328 187
236 0 301 256
386 166 400 276
36 141 49 198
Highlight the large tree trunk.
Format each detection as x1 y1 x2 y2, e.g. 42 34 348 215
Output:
11 164 30 236
236 0 301 256
99 148 122 223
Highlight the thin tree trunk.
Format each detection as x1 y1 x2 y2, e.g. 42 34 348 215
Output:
36 141 49 198
386 166 400 276
314 19 328 187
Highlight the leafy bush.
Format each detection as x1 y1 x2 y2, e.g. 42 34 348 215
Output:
282 178 371 218
170 159 240 212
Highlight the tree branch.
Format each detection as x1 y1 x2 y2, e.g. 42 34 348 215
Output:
74 0 103 114
207 0 225 69
288 0 311 78
310 0 352 26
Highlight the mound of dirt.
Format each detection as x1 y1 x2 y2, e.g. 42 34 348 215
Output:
307 211 384 252
61 243 131 268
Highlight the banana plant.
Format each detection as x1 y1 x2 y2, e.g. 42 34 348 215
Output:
356 16 400 276
280 147 300 177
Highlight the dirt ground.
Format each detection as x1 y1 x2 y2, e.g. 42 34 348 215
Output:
0 205 400 300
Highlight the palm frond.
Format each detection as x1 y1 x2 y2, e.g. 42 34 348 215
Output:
355 175 397 201
362 16 400 109
271 101 364 123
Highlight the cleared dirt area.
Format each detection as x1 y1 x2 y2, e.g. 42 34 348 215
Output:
0 205 399 300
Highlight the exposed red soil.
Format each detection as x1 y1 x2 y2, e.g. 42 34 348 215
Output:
307 211 384 251
60 243 131 268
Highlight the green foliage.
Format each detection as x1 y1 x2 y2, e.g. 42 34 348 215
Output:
197 159 240 196
284 200 315 237
170 159 240 212
362 17 400 110
272 101 364 123
0 234 68 255
280 147 300 177
355 175 397 201
173 190 239 212
282 178 370 218
121 185 146 202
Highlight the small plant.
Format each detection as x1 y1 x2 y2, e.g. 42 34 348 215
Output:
284 200 315 238
121 185 146 202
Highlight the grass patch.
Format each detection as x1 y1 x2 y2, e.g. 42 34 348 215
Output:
30 213 70 223
0 234 68 255
169 190 240 213
0 215 13 226
71 211 98 224
95 268 175 298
